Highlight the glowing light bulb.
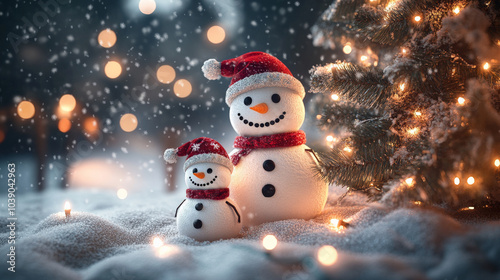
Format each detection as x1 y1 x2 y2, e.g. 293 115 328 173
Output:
467 176 475 185
454 177 460 185
453 7 461 14
343 45 352 54
120 113 138 132
59 94 76 112
405 178 414 186
152 237 164 248
17 101 35 119
117 188 128 199
173 79 192 98
317 245 338 266
483 62 490 70
207 25 226 44
330 219 340 228
495 159 500 167
399 83 406 91
414 15 421 22
139 0 156 15
360 55 368 61
98 29 117 48
104 61 122 79
414 111 422 116
457 97 465 105
262 235 278 251
331 94 340 101
468 206 474 210
326 135 334 142
401 48 408 54
58 118 71 133
156 65 176 84
407 127 419 136
343 146 352 153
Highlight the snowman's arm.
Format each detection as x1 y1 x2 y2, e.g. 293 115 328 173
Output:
175 199 186 218
225 201 241 223
305 148 322 166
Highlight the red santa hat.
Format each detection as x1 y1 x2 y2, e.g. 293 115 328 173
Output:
163 137 233 172
202 51 305 106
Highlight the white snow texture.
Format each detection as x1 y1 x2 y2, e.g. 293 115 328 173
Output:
1 189 499 280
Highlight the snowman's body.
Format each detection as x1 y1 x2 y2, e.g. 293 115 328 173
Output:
230 144 327 226
227 86 329 227
177 197 241 241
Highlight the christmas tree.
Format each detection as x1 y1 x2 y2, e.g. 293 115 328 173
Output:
310 0 500 208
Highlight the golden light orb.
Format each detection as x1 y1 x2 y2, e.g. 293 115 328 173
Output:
343 146 352 153
360 55 368 61
317 245 338 266
405 178 414 186
399 83 406 91
467 176 475 185
453 7 461 15
104 61 122 79
152 236 164 248
343 44 352 54
483 62 490 70
457 97 465 105
407 127 419 136
83 117 99 134
139 0 156 15
156 65 176 84
326 135 334 142
262 235 278 251
331 94 340 101
98 29 117 48
17 101 35 119
120 113 138 132
207 25 226 44
59 94 76 112
454 177 460 185
414 111 422 116
173 79 192 98
330 219 340 228
495 159 500 167
117 188 128 199
58 118 71 133
414 15 421 22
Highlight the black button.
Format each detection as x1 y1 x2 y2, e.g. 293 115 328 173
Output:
263 160 275 172
195 203 203 211
262 184 276 197
193 219 203 229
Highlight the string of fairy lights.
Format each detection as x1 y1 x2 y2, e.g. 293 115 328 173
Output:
9 0 227 142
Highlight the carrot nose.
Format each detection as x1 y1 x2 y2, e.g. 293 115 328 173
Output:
250 103 268 114
193 172 205 179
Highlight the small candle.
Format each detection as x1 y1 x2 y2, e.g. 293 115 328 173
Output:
64 201 71 218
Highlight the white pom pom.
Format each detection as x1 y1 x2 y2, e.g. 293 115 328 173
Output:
163 148 178 164
202 59 221 80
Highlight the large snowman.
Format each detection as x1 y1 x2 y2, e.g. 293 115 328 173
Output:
164 137 242 241
202 51 328 227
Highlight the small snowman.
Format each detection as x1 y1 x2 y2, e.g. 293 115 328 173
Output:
202 51 329 227
164 137 242 241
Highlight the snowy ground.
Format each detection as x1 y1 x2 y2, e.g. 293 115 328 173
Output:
1 186 500 280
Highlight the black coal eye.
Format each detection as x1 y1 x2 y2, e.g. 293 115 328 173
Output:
271 94 281 103
244 97 252 106
193 168 198 173
207 168 213 174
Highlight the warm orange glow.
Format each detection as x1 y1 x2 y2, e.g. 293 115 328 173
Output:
330 219 340 228
117 188 128 199
152 237 164 248
401 48 408 54
405 177 414 186
453 7 461 15
64 201 71 211
317 245 338 266
343 146 352 153
414 111 422 116
156 245 178 258
59 94 76 112
495 159 500 167
83 117 99 134
343 45 352 54
457 97 465 105
360 55 368 61
326 135 334 142
467 176 475 185
156 65 176 84
262 235 278 251
139 0 156 15
414 15 421 22
120 113 138 132
454 177 460 185
483 62 490 70
331 94 340 101
58 118 71 133
399 83 406 91
407 127 419 136
98 29 117 48
17 101 35 119
173 79 192 98
104 61 122 79
207 25 226 44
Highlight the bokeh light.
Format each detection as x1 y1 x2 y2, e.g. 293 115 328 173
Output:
117 188 128 199
98 29 117 48
467 176 475 185
156 65 176 84
454 177 460 185
58 118 72 133
104 61 122 79
343 44 352 54
139 0 156 15
317 245 338 266
207 25 226 44
120 113 138 132
59 94 76 112
262 234 278 251
173 79 192 98
495 159 500 167
152 237 164 248
83 117 99 134
17 101 35 119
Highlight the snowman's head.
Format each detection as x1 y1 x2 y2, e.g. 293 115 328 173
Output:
185 162 231 190
229 87 305 136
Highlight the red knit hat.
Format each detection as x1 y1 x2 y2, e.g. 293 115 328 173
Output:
163 137 233 172
202 51 305 106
